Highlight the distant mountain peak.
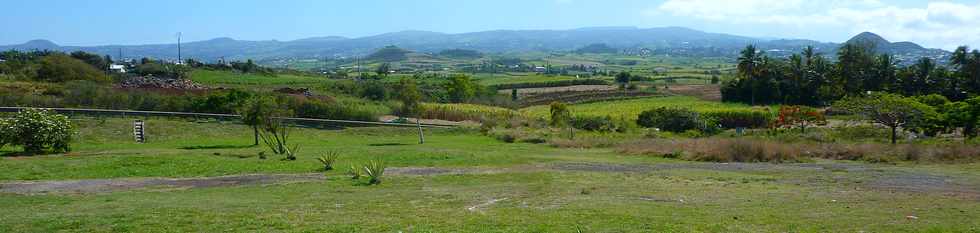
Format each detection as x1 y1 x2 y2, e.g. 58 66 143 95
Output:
23 39 59 48
206 37 237 42
572 26 639 31
846 32 890 46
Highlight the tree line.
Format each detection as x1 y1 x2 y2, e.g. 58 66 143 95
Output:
722 44 980 105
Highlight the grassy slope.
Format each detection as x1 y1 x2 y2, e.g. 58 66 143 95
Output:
520 96 758 120
1 117 978 232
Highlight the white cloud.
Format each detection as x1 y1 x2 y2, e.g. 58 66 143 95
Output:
654 0 980 50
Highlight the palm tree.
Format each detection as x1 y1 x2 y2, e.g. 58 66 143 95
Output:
737 45 762 105
952 46 980 93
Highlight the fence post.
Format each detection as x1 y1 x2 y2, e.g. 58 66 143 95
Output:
417 118 424 144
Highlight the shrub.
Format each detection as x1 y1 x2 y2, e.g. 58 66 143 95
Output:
347 164 362 180
318 151 340 171
773 106 824 133
363 159 387 185
636 107 699 132
704 109 773 129
0 108 75 154
570 116 630 132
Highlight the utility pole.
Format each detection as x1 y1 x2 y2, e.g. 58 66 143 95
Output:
176 32 182 64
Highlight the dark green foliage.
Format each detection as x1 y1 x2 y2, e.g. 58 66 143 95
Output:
230 59 274 75
69 51 110 70
438 49 483 59
637 107 700 132
702 110 772 129
615 72 631 88
360 81 389 101
574 43 618 54
366 45 410 62
135 62 191 79
446 74 476 103
723 44 980 106
570 116 629 132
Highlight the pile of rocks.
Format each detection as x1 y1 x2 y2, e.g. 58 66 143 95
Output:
117 76 209 90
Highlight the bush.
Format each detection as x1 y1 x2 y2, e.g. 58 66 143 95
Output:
637 107 699 132
318 151 340 171
704 110 773 129
0 108 75 154
571 115 629 132
363 159 387 185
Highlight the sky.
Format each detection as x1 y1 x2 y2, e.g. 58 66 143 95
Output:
1 0 978 50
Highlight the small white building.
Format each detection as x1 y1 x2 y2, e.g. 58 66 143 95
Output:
533 66 547 72
109 64 127 73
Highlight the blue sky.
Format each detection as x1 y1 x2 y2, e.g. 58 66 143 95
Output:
2 0 978 50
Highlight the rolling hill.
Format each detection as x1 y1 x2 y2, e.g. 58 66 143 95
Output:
0 27 950 64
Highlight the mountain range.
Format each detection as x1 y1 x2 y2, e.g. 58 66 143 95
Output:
0 27 950 64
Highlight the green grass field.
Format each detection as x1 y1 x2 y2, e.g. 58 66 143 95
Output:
474 73 584 86
188 69 333 89
520 96 759 120
1 117 979 232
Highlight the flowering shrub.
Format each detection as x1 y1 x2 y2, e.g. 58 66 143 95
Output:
775 105 826 133
0 108 75 153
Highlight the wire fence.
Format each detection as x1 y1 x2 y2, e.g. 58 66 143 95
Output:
0 107 456 129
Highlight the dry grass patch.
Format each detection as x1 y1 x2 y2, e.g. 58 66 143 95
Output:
617 138 980 163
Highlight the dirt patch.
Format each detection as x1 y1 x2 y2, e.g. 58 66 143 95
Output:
0 174 324 195
0 167 515 195
866 172 980 199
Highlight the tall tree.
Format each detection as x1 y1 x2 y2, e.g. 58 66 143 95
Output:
736 45 762 105
833 93 935 144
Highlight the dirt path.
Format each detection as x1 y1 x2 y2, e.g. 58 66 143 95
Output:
3 163 977 197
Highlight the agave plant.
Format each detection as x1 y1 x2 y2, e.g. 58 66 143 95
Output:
317 151 339 171
363 159 387 185
347 164 361 180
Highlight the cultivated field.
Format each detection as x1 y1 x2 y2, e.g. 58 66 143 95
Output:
520 96 759 120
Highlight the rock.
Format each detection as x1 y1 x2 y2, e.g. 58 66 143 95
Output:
117 76 208 90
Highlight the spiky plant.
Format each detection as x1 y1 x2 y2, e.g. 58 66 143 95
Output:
347 164 361 180
363 159 387 185
317 151 339 171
